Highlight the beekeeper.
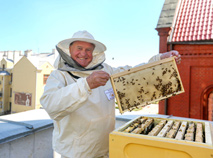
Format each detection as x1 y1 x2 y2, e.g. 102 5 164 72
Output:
40 30 181 158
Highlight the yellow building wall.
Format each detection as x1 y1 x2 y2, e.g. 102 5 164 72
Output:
1 58 14 69
6 69 13 113
0 75 3 114
1 58 7 68
36 62 53 109
3 75 11 112
12 56 37 113
0 56 54 114
0 59 13 115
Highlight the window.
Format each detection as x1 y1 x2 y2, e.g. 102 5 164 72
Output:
9 102 11 111
11 73 13 82
10 88 12 97
43 74 49 84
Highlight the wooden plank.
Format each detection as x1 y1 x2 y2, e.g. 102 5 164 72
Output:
175 121 187 140
131 118 147 134
140 118 147 124
172 121 181 130
184 133 194 141
157 120 174 137
195 122 203 143
110 57 185 114
116 116 142 132
143 118 154 128
123 121 140 133
131 118 154 134
166 121 181 138
131 126 144 134
184 122 195 141
148 120 167 136
111 57 173 78
205 122 213 145
110 76 123 113
166 129 177 138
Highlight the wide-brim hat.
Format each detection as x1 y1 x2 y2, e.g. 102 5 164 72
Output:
58 30 106 55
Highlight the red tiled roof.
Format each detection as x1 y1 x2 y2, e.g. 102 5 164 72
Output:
172 0 213 42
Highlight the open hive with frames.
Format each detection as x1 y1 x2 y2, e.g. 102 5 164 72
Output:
110 57 185 114
109 116 213 158
120 116 212 144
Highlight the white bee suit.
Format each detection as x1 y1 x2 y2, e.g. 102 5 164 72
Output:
40 32 161 158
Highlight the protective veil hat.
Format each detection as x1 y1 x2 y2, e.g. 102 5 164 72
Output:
58 30 106 54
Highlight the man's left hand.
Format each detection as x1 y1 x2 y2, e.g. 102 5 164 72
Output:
160 50 181 64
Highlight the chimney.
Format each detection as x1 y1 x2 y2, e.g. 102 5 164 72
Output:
24 50 33 57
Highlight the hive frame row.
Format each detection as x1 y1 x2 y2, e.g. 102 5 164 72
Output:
117 116 213 146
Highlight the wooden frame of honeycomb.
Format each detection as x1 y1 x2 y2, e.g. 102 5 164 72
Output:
110 57 185 114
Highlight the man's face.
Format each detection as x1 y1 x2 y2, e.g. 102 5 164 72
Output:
69 41 95 67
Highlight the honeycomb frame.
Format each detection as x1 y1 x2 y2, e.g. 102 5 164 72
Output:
110 57 185 114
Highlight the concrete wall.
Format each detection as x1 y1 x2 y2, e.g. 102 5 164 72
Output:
0 109 55 158
0 127 54 158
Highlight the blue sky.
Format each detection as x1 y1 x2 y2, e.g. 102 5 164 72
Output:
0 0 165 67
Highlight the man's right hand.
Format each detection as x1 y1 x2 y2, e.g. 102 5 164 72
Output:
86 71 110 89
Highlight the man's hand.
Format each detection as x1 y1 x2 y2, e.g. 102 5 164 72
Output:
160 50 181 64
86 71 110 89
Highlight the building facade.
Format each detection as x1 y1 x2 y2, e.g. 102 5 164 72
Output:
156 0 213 120
0 50 55 115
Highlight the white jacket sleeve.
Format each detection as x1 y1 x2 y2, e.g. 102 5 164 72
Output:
148 54 162 63
134 54 162 67
40 71 91 121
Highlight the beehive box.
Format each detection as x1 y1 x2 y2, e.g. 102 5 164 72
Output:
109 116 213 158
110 57 184 114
